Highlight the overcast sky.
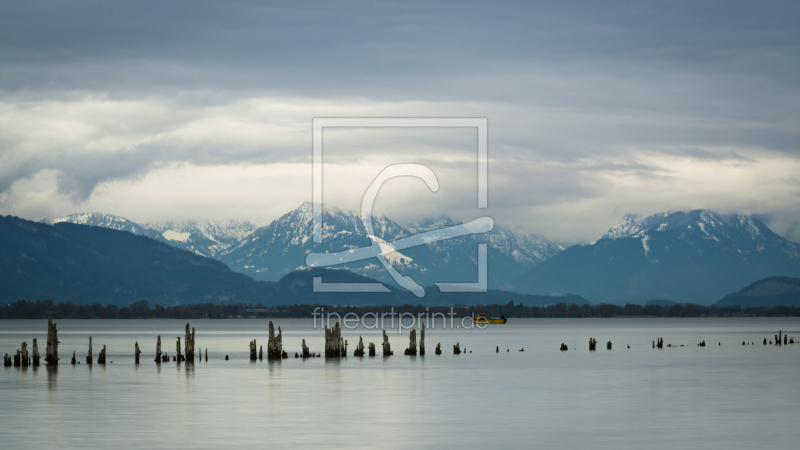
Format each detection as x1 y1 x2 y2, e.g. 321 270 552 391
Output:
1 0 799 244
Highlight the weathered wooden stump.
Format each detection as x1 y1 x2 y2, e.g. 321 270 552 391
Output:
404 329 417 356
32 339 40 366
368 342 376 357
419 323 425 356
453 342 461 354
657 338 664 349
354 336 365 357
224 355 229 361
86 336 93 365
607 341 612 350
267 321 283 360
205 348 208 361
560 343 568 351
382 330 393 356
775 334 780 346
326 323 347 357
71 351 76 365
784 334 788 345
4 353 12 367
184 324 196 363
763 337 767 345
98 345 107 364
259 345 263 361
21 342 29 367
45 317 59 365
135 341 142 364
496 346 499 353
435 343 441 355
302 339 310 358
176 337 185 362
249 339 257 361
589 338 597 351
14 350 21 367
154 335 161 363
697 341 706 347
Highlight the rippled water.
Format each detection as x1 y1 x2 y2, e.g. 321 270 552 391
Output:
1 318 799 449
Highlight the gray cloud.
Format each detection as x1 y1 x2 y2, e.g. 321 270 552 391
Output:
0 0 799 242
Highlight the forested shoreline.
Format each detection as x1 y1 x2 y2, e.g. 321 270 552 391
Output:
2 299 799 319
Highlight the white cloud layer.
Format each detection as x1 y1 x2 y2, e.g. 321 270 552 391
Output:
1 1 799 243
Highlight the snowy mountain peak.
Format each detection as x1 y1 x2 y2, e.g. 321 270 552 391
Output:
43 212 162 239
406 216 456 234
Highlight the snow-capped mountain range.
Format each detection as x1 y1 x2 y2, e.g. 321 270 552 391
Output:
41 207 800 303
142 220 262 257
43 214 261 258
218 203 562 290
516 209 800 303
41 204 562 292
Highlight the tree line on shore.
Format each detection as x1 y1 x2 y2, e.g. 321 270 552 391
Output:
1 299 799 319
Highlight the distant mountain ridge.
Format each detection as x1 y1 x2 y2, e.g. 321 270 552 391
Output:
43 213 261 258
714 276 800 307
1 215 581 307
42 206 561 291
5 215 275 305
515 210 800 304
219 202 563 289
143 219 262 257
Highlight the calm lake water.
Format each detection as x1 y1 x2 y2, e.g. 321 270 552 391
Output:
1 318 799 449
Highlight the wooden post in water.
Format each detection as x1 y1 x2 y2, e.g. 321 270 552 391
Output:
71 351 76 365
155 335 161 363
176 337 185 362
607 341 612 350
354 336 365 356
453 342 462 354
368 342 376 357
45 317 59 365
435 343 442 355
20 342 29 367
184 324 195 362
98 345 106 364
32 339 40 366
589 338 597 351
404 329 417 356
86 336 93 365
135 342 141 364
249 339 257 361
302 339 310 358
382 330 393 356
326 323 346 357
419 323 425 356
3 354 11 367
267 321 284 360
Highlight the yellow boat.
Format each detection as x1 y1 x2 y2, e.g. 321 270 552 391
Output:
472 313 508 324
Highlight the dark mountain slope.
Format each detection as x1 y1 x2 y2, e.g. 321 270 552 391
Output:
714 276 800 307
514 210 800 304
0 215 275 306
